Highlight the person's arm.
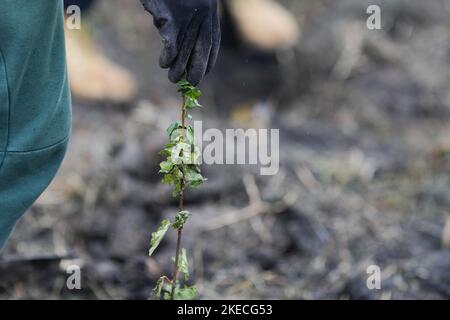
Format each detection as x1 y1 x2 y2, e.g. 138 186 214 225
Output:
140 0 221 85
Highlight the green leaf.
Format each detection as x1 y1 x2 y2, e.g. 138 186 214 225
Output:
187 125 195 144
170 248 190 281
179 248 190 281
159 161 173 173
160 282 197 300
185 96 202 110
159 143 176 157
175 285 197 300
153 276 166 300
190 179 205 188
173 210 191 229
177 79 203 111
190 87 202 99
162 167 183 186
185 167 206 187
172 182 184 197
162 173 175 185
162 171 177 185
149 219 171 256
177 79 191 93
159 149 171 157
162 282 175 300
189 146 201 165
167 122 181 140
171 142 191 165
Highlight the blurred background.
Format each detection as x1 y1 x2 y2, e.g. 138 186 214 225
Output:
1 0 450 299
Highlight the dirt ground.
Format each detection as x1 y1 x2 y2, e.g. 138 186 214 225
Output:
1 0 450 299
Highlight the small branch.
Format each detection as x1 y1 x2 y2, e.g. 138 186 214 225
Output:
171 95 187 300
181 96 186 128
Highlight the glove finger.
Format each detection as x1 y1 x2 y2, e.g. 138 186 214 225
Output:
186 19 213 86
141 0 181 68
159 23 181 69
150 5 180 68
168 17 203 83
140 0 160 16
206 4 221 75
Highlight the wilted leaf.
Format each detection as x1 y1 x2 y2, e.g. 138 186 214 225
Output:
149 219 171 256
153 276 166 300
171 248 190 281
179 248 190 281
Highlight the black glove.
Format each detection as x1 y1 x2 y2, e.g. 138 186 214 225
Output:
141 0 221 85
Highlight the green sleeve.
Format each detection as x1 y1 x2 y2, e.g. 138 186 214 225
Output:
0 0 71 250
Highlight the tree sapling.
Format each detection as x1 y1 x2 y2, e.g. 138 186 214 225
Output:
148 80 206 300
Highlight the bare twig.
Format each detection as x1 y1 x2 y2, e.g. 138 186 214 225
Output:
243 174 262 205
296 165 321 193
243 174 270 242
200 175 299 232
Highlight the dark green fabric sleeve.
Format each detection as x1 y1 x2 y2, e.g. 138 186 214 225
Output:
0 0 72 250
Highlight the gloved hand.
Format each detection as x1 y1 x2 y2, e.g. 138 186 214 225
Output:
141 0 221 85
